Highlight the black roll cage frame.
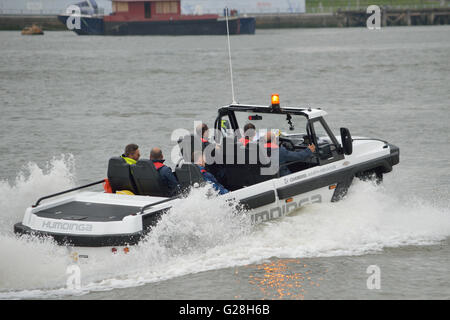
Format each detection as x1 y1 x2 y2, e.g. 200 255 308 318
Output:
213 104 344 164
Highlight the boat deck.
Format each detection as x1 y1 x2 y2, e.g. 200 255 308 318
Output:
34 201 142 222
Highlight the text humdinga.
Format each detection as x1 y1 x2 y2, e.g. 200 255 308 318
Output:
42 221 93 232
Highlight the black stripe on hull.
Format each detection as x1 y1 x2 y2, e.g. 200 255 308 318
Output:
58 15 256 36
239 190 276 210
57 15 105 35
14 222 144 247
277 151 398 200
14 208 169 247
104 19 242 36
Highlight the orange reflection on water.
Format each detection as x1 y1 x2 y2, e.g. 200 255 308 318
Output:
248 259 325 300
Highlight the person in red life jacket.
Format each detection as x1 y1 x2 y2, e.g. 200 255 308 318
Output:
239 123 256 147
150 147 181 196
195 122 223 167
264 132 316 177
121 143 141 165
193 151 229 195
196 123 212 150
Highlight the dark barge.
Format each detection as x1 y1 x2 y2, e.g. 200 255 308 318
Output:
58 0 256 36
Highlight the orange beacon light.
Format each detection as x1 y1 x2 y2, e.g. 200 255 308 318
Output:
271 94 280 107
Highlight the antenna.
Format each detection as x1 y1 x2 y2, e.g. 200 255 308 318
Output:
225 7 236 105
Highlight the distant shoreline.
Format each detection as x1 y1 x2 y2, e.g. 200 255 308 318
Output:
0 15 65 31
1 8 448 31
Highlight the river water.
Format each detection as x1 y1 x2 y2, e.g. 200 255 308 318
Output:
0 26 449 300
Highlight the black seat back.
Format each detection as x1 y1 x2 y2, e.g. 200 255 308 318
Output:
179 134 205 162
107 157 137 194
224 142 278 190
132 160 171 197
175 163 205 190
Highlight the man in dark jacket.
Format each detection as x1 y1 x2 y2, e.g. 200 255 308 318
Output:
263 132 316 176
150 147 181 196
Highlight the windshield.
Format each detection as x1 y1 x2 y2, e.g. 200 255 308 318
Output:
233 111 309 140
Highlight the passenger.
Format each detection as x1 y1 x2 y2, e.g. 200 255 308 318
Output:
239 123 256 147
221 119 231 132
121 143 140 165
193 151 229 195
195 123 221 164
264 132 316 176
150 147 181 196
196 123 211 151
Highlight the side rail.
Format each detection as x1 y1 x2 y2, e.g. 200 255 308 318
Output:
139 195 183 215
32 179 106 208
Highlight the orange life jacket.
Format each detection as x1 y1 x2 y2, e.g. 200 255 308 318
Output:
153 161 165 170
103 178 113 193
264 142 279 149
239 137 250 146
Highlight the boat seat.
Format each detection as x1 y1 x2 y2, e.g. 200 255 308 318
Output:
132 160 171 197
179 134 205 161
175 163 205 190
220 142 278 190
107 157 138 194
178 134 194 161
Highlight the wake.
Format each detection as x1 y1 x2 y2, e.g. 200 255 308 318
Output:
0 157 449 299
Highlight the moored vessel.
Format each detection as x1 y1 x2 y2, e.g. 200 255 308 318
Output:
58 0 256 36
21 24 44 35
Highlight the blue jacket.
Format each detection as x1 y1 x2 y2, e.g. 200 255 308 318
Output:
152 160 181 196
197 165 229 195
279 146 314 176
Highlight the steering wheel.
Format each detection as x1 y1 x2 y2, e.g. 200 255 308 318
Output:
281 140 295 151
